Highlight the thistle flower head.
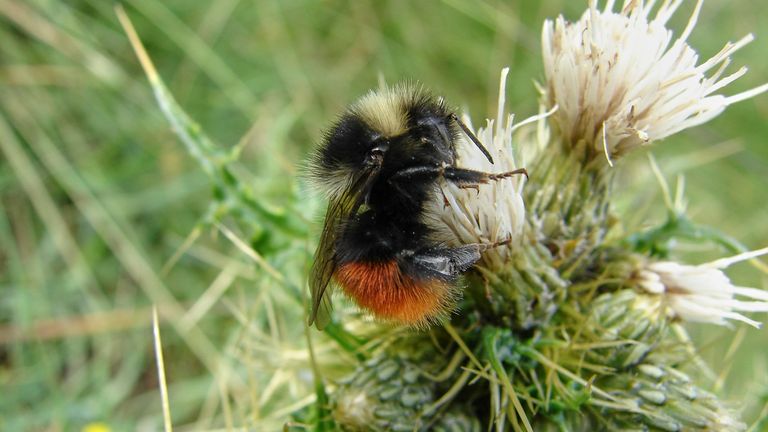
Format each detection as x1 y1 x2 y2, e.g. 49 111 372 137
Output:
542 0 768 161
638 248 768 327
427 68 529 270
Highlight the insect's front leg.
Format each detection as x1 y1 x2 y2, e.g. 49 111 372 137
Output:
387 165 444 199
389 165 527 195
443 166 528 190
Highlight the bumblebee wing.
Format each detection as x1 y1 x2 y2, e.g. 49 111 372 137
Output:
308 192 356 329
308 165 381 329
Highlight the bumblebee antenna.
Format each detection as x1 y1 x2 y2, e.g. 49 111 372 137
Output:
449 113 494 164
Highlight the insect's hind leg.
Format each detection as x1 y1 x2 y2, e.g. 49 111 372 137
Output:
476 236 512 252
405 237 512 281
444 166 528 190
404 244 483 281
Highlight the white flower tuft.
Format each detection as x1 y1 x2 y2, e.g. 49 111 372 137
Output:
542 0 768 160
333 389 375 429
428 68 531 270
638 247 768 327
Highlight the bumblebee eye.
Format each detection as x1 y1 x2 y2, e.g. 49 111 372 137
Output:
365 143 388 166
366 148 384 164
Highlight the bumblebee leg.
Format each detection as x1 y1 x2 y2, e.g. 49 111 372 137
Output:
388 165 445 199
402 244 483 281
443 166 528 189
389 165 444 182
400 240 513 283
388 165 527 198
477 237 512 251
390 165 527 187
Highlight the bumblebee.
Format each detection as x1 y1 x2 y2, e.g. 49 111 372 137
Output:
308 85 526 329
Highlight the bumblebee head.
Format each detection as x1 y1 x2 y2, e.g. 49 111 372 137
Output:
311 84 461 197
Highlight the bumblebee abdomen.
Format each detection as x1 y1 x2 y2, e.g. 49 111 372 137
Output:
335 260 454 325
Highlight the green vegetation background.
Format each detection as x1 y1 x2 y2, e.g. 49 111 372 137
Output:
1 0 766 430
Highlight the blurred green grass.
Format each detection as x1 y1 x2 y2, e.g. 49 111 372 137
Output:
1 0 766 430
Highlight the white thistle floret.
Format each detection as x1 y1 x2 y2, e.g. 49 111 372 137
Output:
542 0 768 160
333 389 375 429
638 247 768 327
427 68 531 270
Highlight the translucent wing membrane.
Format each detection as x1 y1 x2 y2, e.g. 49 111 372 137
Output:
308 196 347 329
309 168 380 329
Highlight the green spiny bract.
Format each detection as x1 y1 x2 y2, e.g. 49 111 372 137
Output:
331 337 465 431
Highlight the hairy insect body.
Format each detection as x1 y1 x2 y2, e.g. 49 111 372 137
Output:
308 85 525 328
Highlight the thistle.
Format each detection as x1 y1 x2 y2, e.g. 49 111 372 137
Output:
637 251 768 328
325 1 768 431
542 0 768 163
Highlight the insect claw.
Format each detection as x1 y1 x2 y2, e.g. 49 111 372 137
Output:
440 190 450 208
459 184 480 194
489 168 528 181
477 237 513 252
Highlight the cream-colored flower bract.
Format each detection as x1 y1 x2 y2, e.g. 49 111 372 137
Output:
542 0 768 161
638 248 768 327
428 68 532 270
